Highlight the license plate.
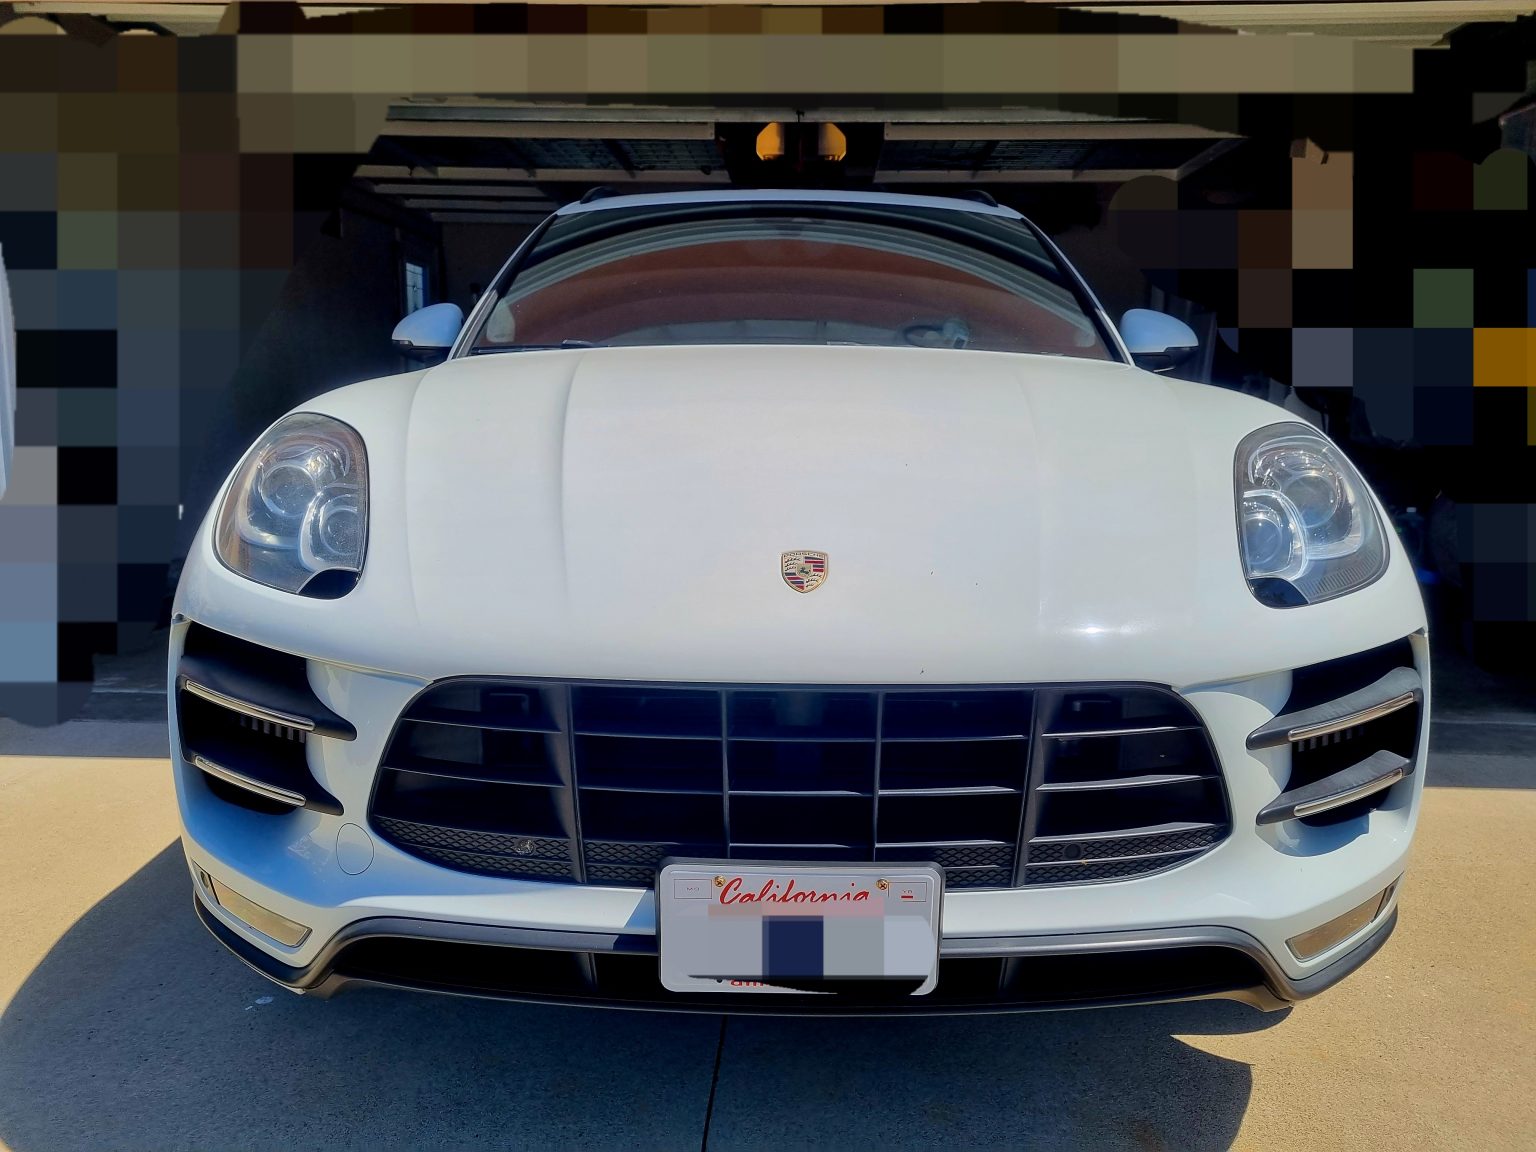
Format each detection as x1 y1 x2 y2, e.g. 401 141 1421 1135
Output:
658 861 943 996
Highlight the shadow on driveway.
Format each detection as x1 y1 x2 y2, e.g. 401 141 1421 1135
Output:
0 846 1283 1152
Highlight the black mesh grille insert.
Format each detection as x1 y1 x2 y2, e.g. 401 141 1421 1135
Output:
1026 824 1223 863
370 682 1230 889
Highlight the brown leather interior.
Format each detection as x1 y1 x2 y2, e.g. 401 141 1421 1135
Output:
481 239 1109 357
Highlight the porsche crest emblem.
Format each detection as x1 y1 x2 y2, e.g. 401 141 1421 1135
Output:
782 551 829 594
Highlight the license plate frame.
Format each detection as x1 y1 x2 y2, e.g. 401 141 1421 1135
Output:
657 860 944 996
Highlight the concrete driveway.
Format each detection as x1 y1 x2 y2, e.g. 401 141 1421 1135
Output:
1 707 1532 1150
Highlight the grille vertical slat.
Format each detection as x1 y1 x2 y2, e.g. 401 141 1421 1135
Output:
718 692 732 857
870 691 885 859
370 681 1230 889
553 684 586 884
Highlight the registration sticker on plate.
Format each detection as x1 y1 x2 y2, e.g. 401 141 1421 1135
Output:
658 862 943 996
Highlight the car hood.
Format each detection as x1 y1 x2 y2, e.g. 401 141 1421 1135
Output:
210 344 1420 687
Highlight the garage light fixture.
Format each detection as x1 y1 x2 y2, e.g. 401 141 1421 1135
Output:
818 123 848 161
756 122 786 160
753 121 847 163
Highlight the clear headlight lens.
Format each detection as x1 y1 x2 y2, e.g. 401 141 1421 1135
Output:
1235 423 1387 606
214 413 368 595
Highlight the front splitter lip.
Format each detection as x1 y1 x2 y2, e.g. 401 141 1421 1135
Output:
193 888 1398 1016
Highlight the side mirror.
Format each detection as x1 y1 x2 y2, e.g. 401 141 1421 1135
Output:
1120 308 1199 374
391 302 464 362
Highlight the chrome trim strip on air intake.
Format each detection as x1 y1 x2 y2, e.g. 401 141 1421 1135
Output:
182 678 316 732
1287 692 1418 743
1246 666 1421 750
1292 768 1407 818
1255 749 1411 825
192 753 307 809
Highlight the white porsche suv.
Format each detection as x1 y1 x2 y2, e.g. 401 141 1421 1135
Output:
171 189 1427 1013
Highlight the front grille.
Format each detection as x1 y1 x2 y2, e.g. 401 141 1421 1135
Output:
1022 688 1229 885
370 682 1230 890
329 937 1269 1013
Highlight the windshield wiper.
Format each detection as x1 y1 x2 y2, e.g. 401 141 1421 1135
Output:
473 340 603 355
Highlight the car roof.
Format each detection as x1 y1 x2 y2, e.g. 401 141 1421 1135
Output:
554 187 1026 221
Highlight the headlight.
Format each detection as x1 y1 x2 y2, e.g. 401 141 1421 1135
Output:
214 413 368 596
1234 423 1387 606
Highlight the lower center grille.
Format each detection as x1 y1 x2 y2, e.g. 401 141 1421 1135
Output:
327 937 1270 1013
369 682 1229 890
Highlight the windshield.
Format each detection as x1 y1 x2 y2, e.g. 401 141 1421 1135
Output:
467 202 1116 361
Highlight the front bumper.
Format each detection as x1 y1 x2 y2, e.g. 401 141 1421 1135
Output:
172 616 1426 1015
192 883 1399 1015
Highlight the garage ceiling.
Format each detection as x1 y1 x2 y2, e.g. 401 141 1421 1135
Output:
357 103 1245 225
1067 1 1534 46
10 2 1527 225
10 0 1533 45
